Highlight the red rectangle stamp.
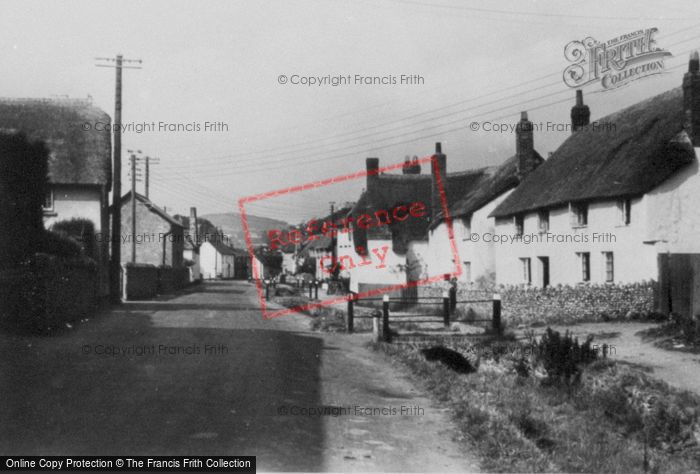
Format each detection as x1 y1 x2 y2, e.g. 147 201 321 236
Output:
238 154 461 319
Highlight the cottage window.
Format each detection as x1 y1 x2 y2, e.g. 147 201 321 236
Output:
538 210 549 233
571 203 588 227
617 199 631 225
43 189 54 212
577 252 590 281
514 215 524 236
461 216 472 241
603 252 614 282
520 257 531 284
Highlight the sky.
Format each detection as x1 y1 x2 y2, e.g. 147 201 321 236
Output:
2 0 700 223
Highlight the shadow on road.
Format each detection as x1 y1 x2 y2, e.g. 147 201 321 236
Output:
0 306 326 471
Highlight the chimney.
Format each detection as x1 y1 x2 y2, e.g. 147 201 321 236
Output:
570 90 590 132
366 157 380 191
516 112 537 179
402 155 421 174
683 51 700 146
431 142 447 219
189 207 198 247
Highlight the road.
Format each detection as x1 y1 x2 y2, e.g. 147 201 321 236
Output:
0 280 479 472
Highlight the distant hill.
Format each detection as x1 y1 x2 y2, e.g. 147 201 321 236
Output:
200 212 289 248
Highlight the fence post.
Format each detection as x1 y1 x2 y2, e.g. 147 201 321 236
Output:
308 282 313 299
347 293 355 333
449 283 457 314
314 281 319 299
492 293 502 336
265 279 270 300
382 294 391 342
442 290 450 328
372 312 381 343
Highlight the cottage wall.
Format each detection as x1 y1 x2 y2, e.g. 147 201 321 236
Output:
120 198 184 267
494 196 656 287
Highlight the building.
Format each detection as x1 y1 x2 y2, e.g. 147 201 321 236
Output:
118 191 184 267
490 52 700 313
0 97 112 298
200 239 248 279
427 111 544 286
181 207 201 282
340 146 492 294
297 205 354 280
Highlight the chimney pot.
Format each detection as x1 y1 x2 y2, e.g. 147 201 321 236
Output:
571 90 590 133
435 142 442 154
520 111 528 121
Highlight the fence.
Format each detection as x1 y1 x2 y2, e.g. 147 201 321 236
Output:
347 290 502 342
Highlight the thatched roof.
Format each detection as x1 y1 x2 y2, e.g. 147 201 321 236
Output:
431 152 543 228
491 87 696 218
350 169 487 254
0 97 111 187
298 205 354 255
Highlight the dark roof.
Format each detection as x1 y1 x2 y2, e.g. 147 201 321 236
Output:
431 152 543 228
207 238 247 256
118 191 184 228
491 87 696 218
0 97 111 186
350 169 488 254
298 206 354 255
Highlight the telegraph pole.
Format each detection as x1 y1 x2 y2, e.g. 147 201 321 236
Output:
130 153 136 263
145 156 149 198
330 201 338 280
96 54 142 303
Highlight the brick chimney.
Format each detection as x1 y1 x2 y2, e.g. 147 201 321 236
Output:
189 207 198 247
516 112 537 179
366 157 379 192
402 155 421 174
431 142 447 219
570 90 590 132
683 51 700 146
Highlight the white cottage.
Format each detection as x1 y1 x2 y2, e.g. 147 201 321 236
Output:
490 53 700 313
427 111 544 286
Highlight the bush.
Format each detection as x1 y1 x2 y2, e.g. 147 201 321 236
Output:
0 132 49 269
535 327 598 386
41 230 84 258
50 218 96 257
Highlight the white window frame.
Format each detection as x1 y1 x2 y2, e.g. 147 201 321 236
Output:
617 199 631 225
520 257 531 284
603 251 614 283
538 209 549 233
577 252 591 282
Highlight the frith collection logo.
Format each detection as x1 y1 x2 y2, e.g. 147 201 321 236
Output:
563 28 672 90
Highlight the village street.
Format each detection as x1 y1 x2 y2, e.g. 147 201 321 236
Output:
0 280 479 472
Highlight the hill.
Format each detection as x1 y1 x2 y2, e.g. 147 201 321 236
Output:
200 212 289 248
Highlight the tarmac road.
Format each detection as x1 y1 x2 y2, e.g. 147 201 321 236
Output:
0 280 479 472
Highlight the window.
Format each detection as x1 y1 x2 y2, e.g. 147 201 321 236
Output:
462 261 472 283
577 252 590 281
617 199 631 225
43 189 54 212
571 203 588 227
461 216 472 241
603 252 614 282
520 257 531 284
514 215 524 236
538 210 549 233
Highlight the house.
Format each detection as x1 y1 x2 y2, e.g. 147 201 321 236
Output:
297 205 354 280
181 207 201 282
0 97 112 298
200 238 248 279
118 191 184 267
490 52 700 320
339 146 493 294
427 111 544 286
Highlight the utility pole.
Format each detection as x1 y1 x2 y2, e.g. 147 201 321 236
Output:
329 201 337 280
145 156 149 198
141 156 159 198
127 149 143 263
96 54 142 303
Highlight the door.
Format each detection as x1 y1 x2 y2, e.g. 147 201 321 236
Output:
539 256 550 288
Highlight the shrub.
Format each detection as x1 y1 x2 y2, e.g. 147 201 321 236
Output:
41 230 84 258
0 132 49 269
535 327 598 386
50 218 96 257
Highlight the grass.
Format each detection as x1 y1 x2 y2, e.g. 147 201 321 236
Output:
370 334 700 473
